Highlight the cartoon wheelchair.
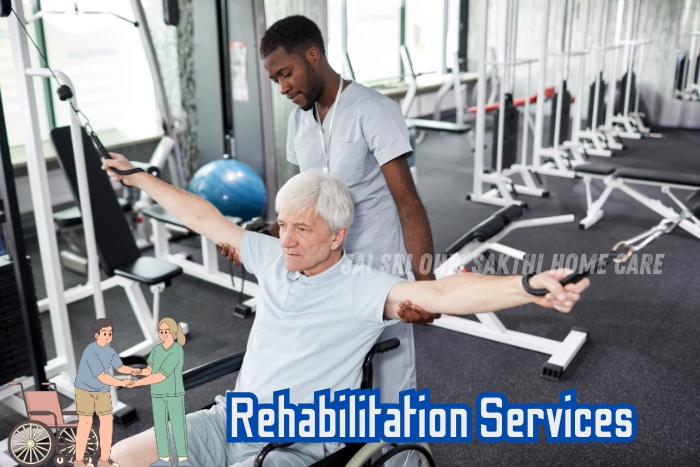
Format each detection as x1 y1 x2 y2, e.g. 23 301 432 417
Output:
7 382 99 466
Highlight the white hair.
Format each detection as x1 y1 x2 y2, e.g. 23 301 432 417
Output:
275 170 354 232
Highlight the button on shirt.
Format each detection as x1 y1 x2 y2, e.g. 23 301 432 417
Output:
234 232 405 405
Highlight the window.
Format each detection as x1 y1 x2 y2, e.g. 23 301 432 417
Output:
2 0 166 165
41 0 160 139
341 0 462 84
346 0 402 84
404 0 446 76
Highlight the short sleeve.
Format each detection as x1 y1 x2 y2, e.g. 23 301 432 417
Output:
159 346 182 376
109 348 123 370
147 347 156 367
361 96 413 167
86 351 106 378
287 112 299 166
240 231 283 277
353 267 406 328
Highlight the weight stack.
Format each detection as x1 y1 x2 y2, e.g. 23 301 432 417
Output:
587 73 607 130
491 93 519 171
614 71 636 115
0 255 47 386
675 54 687 92
549 82 572 146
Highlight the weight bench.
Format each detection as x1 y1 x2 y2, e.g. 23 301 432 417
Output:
433 205 586 380
140 204 260 316
575 163 700 240
53 198 132 274
400 46 472 135
41 126 183 356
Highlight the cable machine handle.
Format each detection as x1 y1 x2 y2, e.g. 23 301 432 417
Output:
522 270 592 297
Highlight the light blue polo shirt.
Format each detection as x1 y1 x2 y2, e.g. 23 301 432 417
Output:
234 231 404 404
286 80 413 261
75 342 122 392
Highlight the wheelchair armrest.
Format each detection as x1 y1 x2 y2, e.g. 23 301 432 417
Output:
62 411 78 416
183 350 246 391
372 338 400 354
254 443 294 467
362 338 400 390
29 411 58 427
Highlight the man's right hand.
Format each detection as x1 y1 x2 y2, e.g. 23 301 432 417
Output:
101 153 139 186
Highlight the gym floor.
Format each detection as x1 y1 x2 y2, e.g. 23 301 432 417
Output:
2 125 699 466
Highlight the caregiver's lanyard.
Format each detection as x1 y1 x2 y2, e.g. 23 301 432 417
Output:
314 75 344 174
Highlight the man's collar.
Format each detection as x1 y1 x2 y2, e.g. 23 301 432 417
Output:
287 251 350 284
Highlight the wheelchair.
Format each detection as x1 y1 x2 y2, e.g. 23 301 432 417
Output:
183 338 436 467
7 382 99 466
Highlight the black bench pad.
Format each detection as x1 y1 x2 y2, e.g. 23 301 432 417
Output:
183 350 245 391
114 257 182 286
445 204 524 255
616 167 700 187
406 118 471 133
54 198 131 228
574 163 616 176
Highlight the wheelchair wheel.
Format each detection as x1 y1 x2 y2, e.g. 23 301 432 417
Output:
371 443 435 467
8 420 56 466
345 442 434 467
56 426 100 463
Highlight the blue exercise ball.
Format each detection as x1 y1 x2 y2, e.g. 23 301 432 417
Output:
188 158 267 221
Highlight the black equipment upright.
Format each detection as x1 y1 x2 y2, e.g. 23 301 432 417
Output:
549 81 572 146
587 72 607 131
0 82 48 389
491 93 519 170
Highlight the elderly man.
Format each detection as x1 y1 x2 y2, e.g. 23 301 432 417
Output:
105 155 588 467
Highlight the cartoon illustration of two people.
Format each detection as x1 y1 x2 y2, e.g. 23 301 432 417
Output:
74 317 191 467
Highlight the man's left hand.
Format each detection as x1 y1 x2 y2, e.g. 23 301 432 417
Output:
527 269 590 313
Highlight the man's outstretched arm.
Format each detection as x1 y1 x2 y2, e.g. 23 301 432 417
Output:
102 153 246 258
385 270 590 319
